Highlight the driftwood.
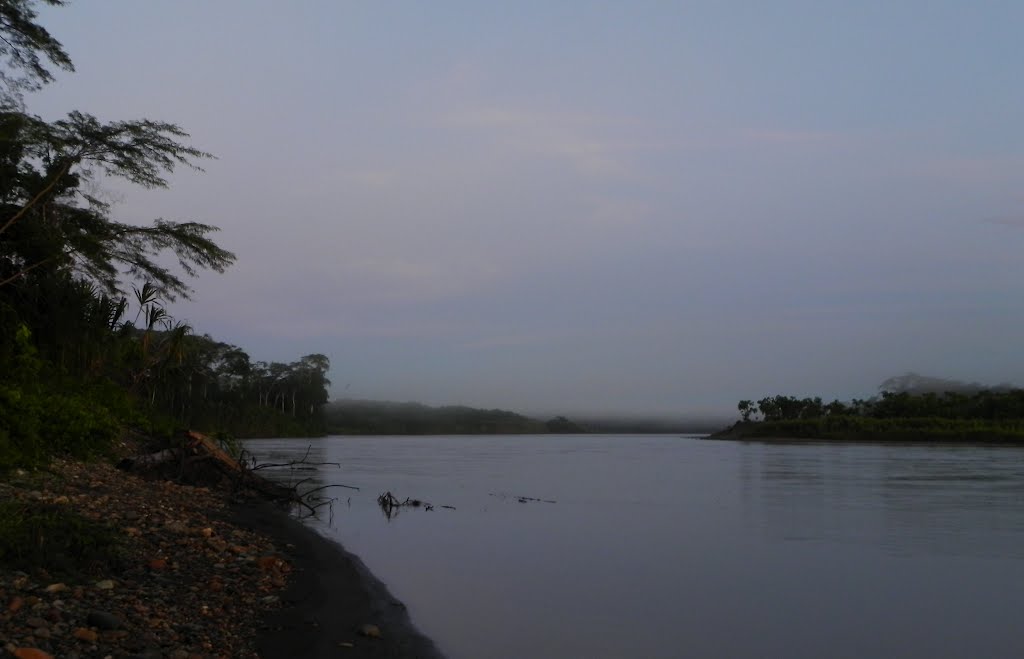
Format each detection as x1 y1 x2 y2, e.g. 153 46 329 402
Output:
120 431 359 516
376 491 456 519
488 492 556 504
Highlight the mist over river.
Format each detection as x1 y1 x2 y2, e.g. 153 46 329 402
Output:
247 435 1024 659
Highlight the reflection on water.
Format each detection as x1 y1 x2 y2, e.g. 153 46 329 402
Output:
741 442 1024 558
248 435 1024 659
241 442 336 519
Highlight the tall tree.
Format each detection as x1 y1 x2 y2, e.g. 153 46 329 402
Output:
0 1 235 301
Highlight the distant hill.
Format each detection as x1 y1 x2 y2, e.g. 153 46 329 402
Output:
879 372 1018 395
324 399 551 435
324 399 725 436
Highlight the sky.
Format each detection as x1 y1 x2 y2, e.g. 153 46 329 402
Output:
29 1 1024 417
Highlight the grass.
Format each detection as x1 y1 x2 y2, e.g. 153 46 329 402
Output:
0 500 124 579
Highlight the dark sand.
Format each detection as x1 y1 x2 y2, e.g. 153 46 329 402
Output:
229 500 445 659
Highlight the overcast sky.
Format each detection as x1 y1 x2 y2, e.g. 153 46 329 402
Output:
31 1 1024 416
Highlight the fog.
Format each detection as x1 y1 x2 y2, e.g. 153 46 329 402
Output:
31 1 1024 416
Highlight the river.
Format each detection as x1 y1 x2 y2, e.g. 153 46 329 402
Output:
245 435 1024 659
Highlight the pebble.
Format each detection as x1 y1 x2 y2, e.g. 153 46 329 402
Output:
0 455 288 658
359 623 382 638
72 627 98 643
12 649 53 659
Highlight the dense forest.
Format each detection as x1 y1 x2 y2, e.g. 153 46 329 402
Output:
324 400 586 435
726 375 1024 441
0 1 330 468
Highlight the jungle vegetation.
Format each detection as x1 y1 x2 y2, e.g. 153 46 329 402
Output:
728 378 1024 442
0 0 330 469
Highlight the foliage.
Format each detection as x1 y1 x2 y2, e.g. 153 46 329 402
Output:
729 387 1024 442
0 2 334 469
0 0 72 105
0 500 123 577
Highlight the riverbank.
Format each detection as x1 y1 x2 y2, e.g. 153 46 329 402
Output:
710 417 1024 443
0 456 442 658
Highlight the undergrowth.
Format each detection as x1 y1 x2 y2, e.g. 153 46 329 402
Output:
0 501 124 579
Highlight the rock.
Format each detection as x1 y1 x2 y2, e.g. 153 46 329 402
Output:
256 555 281 570
8 596 24 613
43 583 67 594
86 610 123 630
101 629 129 640
12 649 54 659
148 559 167 570
53 495 69 504
73 627 98 643
94 580 116 590
25 617 48 628
32 627 50 639
358 623 382 638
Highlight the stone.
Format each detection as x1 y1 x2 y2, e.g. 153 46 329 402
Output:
25 617 48 628
148 559 167 570
43 583 66 594
12 649 54 659
94 580 115 590
73 627 98 643
8 596 24 613
86 610 123 630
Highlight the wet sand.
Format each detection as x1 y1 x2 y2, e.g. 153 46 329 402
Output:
230 500 445 659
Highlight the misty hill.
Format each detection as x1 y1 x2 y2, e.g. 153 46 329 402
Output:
324 399 553 435
879 372 1018 395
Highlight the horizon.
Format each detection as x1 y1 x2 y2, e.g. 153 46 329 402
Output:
30 1 1024 416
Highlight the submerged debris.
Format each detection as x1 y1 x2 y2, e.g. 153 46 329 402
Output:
376 492 455 520
488 492 557 504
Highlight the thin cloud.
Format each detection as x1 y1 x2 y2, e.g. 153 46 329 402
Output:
983 216 1024 228
747 129 849 146
448 106 639 177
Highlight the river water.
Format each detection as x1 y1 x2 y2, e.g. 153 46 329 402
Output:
246 435 1024 659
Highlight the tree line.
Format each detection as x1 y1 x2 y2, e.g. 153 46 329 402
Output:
730 384 1024 442
738 389 1024 423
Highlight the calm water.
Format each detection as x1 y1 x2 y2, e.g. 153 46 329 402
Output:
246 435 1024 659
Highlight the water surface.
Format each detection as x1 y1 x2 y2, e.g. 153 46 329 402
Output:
247 435 1024 659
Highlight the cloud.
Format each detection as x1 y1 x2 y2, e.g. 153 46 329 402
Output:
913 156 1023 186
746 129 849 146
983 216 1024 228
447 106 640 177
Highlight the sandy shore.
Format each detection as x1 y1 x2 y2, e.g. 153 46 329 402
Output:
231 500 445 659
